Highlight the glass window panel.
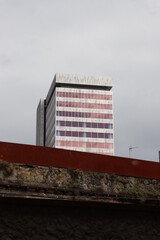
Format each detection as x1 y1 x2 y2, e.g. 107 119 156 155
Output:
56 131 60 136
71 132 75 137
92 123 97 128
92 132 97 138
98 133 104 138
82 122 86 127
79 122 82 127
65 122 69 127
86 132 91 138
66 131 70 136
86 122 90 128
79 132 82 137
82 132 86 137
72 122 76 127
98 123 102 128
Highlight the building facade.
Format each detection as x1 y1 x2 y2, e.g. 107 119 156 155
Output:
36 73 114 155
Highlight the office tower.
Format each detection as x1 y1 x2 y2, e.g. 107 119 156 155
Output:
36 73 114 155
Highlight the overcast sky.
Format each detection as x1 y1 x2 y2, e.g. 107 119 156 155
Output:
0 0 160 161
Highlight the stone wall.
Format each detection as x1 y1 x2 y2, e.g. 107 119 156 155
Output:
1 160 160 239
0 160 160 204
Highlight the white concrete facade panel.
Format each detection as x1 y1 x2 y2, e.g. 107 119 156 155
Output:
56 73 112 88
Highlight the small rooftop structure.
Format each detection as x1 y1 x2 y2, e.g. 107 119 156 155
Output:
46 73 112 104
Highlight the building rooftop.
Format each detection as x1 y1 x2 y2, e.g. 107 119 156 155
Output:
55 73 112 86
46 73 112 105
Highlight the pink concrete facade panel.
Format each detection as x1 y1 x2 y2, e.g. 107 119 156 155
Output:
56 140 113 149
57 101 112 110
57 91 112 100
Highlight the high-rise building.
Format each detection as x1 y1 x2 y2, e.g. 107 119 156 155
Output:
36 73 114 155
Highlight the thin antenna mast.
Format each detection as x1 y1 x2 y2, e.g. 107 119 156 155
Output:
129 146 138 158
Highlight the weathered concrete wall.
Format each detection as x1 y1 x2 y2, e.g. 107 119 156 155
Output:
0 201 160 240
0 160 160 204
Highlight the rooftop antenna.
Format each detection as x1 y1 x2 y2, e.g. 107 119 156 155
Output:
129 146 138 158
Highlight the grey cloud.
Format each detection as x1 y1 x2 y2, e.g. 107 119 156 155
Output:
0 0 160 161
0 55 12 66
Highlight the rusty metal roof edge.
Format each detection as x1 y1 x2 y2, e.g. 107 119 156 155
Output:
0 141 160 180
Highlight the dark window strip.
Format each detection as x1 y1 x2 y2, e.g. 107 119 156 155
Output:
56 111 113 120
56 130 113 139
56 120 113 129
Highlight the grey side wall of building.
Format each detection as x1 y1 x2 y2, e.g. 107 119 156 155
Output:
36 99 45 146
45 90 56 147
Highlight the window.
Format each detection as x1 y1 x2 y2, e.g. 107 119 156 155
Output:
66 121 71 127
82 122 86 128
92 123 97 128
72 122 77 127
86 132 91 138
56 121 60 126
56 131 60 136
92 132 97 138
98 133 103 138
82 132 86 138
